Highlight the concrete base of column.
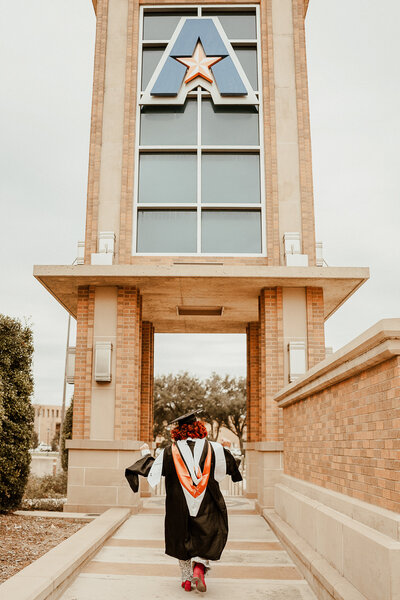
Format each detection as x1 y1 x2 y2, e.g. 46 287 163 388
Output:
64 440 144 513
245 443 283 509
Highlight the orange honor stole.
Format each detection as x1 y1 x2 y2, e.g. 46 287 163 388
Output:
172 442 212 498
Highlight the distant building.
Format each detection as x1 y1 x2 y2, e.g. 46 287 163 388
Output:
33 404 62 446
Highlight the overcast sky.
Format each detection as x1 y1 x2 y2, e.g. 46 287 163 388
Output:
0 1 399 406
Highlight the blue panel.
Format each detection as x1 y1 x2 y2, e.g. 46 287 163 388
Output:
151 56 187 96
212 56 247 96
170 19 228 57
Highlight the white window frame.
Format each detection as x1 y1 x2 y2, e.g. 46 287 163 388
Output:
132 4 266 257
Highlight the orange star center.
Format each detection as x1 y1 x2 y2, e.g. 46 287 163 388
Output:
175 42 223 85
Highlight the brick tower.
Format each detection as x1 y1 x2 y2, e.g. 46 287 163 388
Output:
35 0 368 512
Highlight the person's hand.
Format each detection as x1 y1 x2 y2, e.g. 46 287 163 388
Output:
140 443 149 451
221 438 231 448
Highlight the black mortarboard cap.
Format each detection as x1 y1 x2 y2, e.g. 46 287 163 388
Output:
168 409 202 427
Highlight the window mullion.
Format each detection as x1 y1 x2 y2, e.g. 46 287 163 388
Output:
197 87 202 254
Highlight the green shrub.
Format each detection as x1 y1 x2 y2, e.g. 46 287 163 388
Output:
0 315 34 513
23 471 68 500
61 398 73 472
20 498 66 511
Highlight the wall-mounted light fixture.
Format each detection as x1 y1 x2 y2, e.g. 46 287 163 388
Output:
94 341 113 382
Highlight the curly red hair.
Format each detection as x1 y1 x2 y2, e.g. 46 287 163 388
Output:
171 420 208 441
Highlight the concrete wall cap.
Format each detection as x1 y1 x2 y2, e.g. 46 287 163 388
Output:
66 440 147 450
274 318 400 406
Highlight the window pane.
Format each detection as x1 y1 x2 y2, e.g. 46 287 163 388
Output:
137 210 197 253
143 12 197 40
202 210 261 253
203 11 256 39
202 100 259 146
139 154 197 204
140 100 197 145
234 47 258 90
142 48 164 90
202 154 260 204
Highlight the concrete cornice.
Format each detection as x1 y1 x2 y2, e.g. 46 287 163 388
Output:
33 263 369 281
33 264 369 331
274 318 400 408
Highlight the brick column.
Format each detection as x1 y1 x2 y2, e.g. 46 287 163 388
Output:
259 287 285 441
292 0 317 264
84 0 109 263
140 321 154 443
306 287 325 369
246 323 261 443
72 286 95 439
115 286 142 440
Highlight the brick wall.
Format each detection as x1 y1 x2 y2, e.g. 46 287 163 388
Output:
84 0 109 263
247 322 261 442
72 286 95 439
85 0 316 267
140 321 154 442
306 287 325 369
259 288 285 441
283 356 400 513
115 286 142 440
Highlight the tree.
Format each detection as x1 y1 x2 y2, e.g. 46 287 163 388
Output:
153 373 205 443
61 397 73 472
0 315 34 513
153 372 247 452
219 376 247 455
202 373 231 441
50 431 59 452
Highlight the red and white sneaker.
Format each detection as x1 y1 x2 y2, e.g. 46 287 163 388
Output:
181 580 192 592
192 563 207 593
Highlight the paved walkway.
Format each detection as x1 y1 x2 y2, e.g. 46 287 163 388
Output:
60 497 316 600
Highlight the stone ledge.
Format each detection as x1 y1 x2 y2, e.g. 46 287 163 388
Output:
280 474 400 541
0 507 130 600
263 509 367 600
274 318 400 407
66 440 150 451
245 442 284 452
273 483 400 600
13 510 94 520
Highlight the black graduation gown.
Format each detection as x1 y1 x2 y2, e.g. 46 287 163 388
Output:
125 439 242 561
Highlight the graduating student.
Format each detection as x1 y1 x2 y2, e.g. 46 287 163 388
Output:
125 410 243 593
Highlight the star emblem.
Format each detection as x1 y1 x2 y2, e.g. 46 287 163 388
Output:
175 42 223 85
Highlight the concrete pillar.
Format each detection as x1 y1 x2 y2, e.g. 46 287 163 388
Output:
66 285 144 513
248 288 285 509
282 287 307 384
90 287 118 440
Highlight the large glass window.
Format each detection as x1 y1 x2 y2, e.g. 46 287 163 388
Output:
135 5 264 255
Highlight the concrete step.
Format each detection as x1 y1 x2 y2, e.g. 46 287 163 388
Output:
57 499 317 600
